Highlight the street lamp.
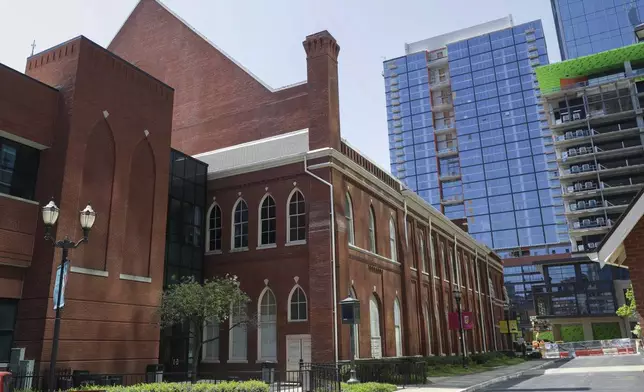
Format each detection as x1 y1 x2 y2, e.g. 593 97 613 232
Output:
635 23 644 42
452 288 467 368
340 296 360 384
42 200 96 391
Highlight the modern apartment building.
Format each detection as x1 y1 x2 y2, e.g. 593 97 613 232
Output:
551 0 644 60
384 17 570 258
536 43 644 254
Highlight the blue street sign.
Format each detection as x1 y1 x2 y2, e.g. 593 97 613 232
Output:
53 260 70 310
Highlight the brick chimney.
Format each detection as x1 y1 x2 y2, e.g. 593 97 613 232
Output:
303 30 341 151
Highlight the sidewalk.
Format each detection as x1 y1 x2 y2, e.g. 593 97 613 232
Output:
403 359 557 392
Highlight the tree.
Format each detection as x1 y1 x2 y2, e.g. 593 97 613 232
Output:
159 275 252 379
616 286 641 338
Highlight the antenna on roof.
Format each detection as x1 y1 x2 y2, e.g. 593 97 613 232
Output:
31 40 36 56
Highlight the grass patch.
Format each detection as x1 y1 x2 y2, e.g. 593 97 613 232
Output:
426 357 525 377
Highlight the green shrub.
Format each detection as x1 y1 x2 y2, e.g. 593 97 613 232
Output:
341 382 397 392
76 381 268 392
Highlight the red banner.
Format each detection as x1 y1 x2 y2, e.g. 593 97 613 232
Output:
448 311 475 330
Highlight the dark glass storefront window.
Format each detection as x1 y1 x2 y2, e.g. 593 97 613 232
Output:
0 137 39 200
0 299 17 363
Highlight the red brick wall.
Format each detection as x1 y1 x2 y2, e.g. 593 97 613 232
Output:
108 0 310 155
624 217 644 320
12 36 174 373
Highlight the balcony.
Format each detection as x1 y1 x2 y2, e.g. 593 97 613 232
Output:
432 96 453 111
429 76 450 91
554 126 640 147
562 181 644 199
560 163 600 179
436 146 458 158
560 145 643 164
434 120 456 135
441 194 464 205
428 50 448 68
569 217 613 236
566 199 629 217
439 171 461 182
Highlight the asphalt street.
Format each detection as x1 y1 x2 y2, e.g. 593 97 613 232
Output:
479 354 644 391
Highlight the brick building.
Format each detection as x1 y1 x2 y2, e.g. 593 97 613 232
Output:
0 0 506 375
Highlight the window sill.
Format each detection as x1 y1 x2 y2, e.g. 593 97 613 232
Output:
421 271 430 276
120 274 151 283
257 244 277 250
227 359 248 364
410 267 417 271
230 247 249 253
205 250 223 256
0 192 39 205
348 244 400 265
255 360 278 364
288 319 308 323
285 240 307 247
202 359 220 364
70 266 108 278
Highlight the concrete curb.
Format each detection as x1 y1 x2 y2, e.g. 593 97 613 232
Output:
459 359 564 392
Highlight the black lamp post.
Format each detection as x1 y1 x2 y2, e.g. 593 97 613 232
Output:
452 288 467 368
42 200 96 391
340 296 360 384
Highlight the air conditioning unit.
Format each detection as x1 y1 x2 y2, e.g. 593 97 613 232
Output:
588 243 596 249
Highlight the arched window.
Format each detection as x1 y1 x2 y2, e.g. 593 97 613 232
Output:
207 203 222 252
203 319 219 362
288 285 308 322
368 206 377 253
229 302 247 361
423 303 432 355
389 217 397 262
232 199 249 249
258 288 277 361
287 189 306 243
350 287 360 358
369 294 382 358
259 195 276 246
418 232 427 272
394 298 403 357
345 193 355 245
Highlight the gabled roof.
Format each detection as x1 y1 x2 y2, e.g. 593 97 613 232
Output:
109 0 304 93
587 186 644 268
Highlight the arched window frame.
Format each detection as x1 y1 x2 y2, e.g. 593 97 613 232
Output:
206 202 222 253
287 188 307 245
287 284 308 322
228 302 248 362
257 287 277 362
369 294 382 359
346 193 355 245
258 193 277 247
231 198 249 250
389 217 397 262
393 297 403 357
368 205 377 253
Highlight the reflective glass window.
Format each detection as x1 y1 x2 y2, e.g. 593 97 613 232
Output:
506 140 531 159
511 173 537 193
477 97 500 115
490 28 514 50
454 88 475 106
493 46 517 65
491 211 516 230
493 229 518 248
535 171 550 189
465 197 489 216
523 89 537 106
413 142 434 159
502 108 527 127
489 194 514 213
482 145 506 163
413 127 434 144
447 41 470 60
456 118 479 135
484 161 509 180
515 208 542 228
460 149 483 167
462 164 485 183
474 83 498 101
486 176 510 195
417 173 439 190
538 189 554 207
478 113 502 131
451 73 473 91
409 84 430 101
470 52 493 71
468 35 492 55
473 67 496 86
541 207 557 225
544 225 558 243
508 157 534 176
415 158 438 174
467 213 491 233
410 98 432 115
450 57 472 76
384 57 408 77
518 226 545 246
412 112 433 129
480 128 505 147
455 103 477 121
497 77 522 96
495 62 520 81
418 188 441 205
406 52 428 70
504 124 530 142
458 133 481 151
513 191 540 210
463 180 487 199
547 265 576 284
499 92 525 111
521 74 534 90
518 58 533 75
407 69 429 86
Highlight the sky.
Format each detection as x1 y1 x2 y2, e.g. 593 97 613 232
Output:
0 0 561 170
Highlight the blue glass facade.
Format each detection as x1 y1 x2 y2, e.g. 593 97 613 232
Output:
385 20 570 257
552 0 644 60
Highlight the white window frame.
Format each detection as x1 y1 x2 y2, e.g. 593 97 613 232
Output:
287 188 307 245
346 193 355 245
368 206 377 253
389 217 397 262
258 194 277 247
369 294 382 358
205 202 222 253
228 302 248 363
394 298 403 357
257 287 278 362
231 198 249 250
287 284 308 322
202 318 220 363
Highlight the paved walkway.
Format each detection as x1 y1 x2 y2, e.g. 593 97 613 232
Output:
403 359 556 392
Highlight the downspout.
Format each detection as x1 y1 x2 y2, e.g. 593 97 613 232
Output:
475 249 487 352
428 215 442 355
304 154 339 363
485 256 498 351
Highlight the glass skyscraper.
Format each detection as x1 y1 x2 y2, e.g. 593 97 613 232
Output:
384 17 570 258
551 0 644 60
